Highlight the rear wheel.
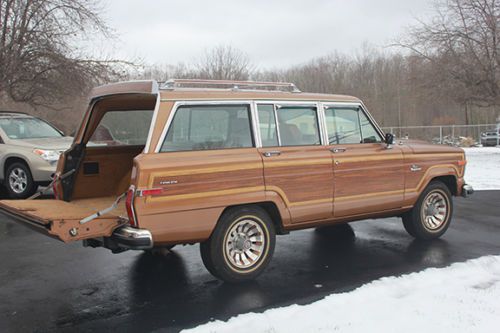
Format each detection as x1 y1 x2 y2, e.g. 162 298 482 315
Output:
5 162 36 199
403 181 453 240
200 206 276 283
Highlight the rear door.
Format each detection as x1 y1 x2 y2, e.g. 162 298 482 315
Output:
324 104 405 217
256 103 333 223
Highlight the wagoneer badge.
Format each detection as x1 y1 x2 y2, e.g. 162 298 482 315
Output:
159 180 178 185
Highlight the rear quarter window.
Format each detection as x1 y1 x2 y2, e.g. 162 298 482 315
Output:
160 105 254 152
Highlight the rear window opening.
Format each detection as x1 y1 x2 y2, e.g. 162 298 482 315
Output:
62 94 157 203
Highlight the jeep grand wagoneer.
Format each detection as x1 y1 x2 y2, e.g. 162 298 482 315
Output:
0 79 473 282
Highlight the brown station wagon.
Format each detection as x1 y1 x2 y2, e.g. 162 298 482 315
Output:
0 79 473 282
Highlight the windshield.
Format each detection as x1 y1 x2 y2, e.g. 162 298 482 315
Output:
0 117 62 139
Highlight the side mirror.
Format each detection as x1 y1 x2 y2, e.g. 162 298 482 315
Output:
385 133 395 148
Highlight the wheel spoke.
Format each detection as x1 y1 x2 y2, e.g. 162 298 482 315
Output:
225 218 266 269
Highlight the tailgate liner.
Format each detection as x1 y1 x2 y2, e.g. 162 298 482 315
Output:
0 198 125 242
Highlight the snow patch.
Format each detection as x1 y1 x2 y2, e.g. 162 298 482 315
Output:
464 147 500 190
184 256 500 333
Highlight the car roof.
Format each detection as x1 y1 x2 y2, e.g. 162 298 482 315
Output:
89 80 362 103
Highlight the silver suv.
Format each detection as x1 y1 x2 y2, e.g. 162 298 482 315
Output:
0 112 72 198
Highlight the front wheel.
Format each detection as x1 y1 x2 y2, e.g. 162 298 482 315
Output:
200 206 276 283
403 181 453 240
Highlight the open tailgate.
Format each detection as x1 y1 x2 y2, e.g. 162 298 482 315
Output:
0 199 125 242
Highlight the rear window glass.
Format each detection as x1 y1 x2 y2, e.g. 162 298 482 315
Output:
89 110 154 146
160 105 253 152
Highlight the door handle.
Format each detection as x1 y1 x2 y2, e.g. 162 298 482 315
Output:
263 150 281 157
330 147 346 153
410 164 422 172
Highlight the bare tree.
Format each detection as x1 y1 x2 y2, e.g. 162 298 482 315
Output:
0 0 127 107
196 45 253 80
398 0 500 113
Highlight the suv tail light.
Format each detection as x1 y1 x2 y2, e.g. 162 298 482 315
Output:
126 185 138 227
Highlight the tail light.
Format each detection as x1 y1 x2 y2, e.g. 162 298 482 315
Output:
126 185 138 227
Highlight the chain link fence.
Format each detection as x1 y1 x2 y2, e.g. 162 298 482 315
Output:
382 123 500 146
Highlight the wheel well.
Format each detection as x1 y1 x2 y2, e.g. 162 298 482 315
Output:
221 202 287 235
3 157 29 178
430 175 457 195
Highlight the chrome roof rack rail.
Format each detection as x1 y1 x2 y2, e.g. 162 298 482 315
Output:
162 79 301 93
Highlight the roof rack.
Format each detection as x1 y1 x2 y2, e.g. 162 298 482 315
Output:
162 79 301 93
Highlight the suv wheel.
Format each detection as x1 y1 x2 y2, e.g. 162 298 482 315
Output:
5 162 36 199
200 206 276 283
403 181 453 240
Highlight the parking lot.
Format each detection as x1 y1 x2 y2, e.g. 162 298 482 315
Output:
0 191 498 332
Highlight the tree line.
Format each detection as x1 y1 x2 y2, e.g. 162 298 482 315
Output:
1 0 499 133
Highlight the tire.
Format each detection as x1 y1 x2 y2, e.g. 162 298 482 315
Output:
402 181 453 240
4 162 36 199
200 206 276 283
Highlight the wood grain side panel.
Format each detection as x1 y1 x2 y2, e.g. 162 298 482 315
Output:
332 144 405 217
133 148 265 241
259 146 333 223
402 153 465 206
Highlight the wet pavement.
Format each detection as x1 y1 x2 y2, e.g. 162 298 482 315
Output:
0 191 499 333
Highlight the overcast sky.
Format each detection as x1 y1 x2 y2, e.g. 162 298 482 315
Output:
103 0 434 69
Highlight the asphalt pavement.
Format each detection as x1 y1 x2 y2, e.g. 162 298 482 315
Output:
0 191 499 333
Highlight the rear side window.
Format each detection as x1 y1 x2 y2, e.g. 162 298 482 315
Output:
276 106 320 146
89 110 153 146
160 105 253 152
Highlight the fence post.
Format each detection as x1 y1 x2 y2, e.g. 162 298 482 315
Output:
440 126 443 144
497 116 500 147
452 125 455 140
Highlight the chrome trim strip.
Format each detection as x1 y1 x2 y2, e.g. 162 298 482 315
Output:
250 101 262 148
273 104 282 146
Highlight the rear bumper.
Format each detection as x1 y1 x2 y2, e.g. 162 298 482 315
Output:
110 226 153 250
462 184 474 198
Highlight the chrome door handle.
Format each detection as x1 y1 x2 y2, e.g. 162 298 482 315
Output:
410 164 422 172
263 150 281 157
330 147 346 153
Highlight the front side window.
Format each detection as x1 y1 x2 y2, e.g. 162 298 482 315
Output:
276 106 320 146
325 107 381 144
161 105 253 152
89 110 154 146
0 117 62 139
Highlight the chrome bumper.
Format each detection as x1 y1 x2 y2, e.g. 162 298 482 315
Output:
462 184 474 198
111 226 153 250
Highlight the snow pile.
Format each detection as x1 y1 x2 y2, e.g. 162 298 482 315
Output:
464 147 500 190
184 256 500 333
